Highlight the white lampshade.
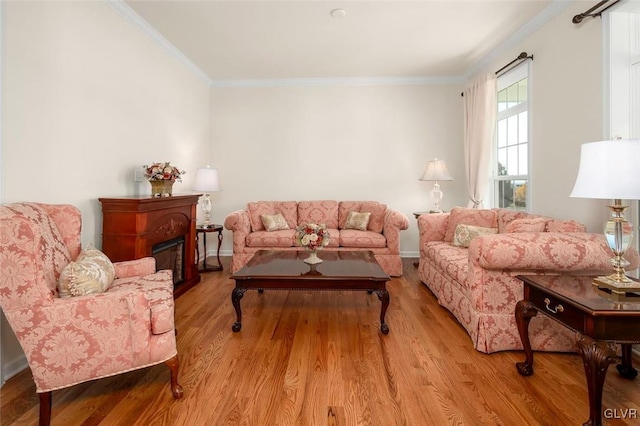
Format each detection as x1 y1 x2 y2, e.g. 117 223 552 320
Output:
419 159 453 182
193 166 221 192
570 139 640 200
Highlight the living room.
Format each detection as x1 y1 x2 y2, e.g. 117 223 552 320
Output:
2 0 640 424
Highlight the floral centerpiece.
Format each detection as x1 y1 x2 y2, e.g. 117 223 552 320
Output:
143 162 185 197
143 162 185 181
296 223 330 264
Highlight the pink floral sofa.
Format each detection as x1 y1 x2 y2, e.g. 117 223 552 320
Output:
0 203 183 425
224 200 409 276
418 207 640 354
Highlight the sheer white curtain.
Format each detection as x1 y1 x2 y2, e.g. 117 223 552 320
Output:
463 74 497 208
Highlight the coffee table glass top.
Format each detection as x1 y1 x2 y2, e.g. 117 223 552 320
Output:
232 250 389 280
519 274 640 312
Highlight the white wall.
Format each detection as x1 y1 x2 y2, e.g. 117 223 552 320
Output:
472 2 609 231
0 0 210 382
210 83 466 255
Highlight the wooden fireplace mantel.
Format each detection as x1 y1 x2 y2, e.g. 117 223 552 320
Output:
99 194 201 298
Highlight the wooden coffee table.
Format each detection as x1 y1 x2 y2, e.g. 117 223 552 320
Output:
515 274 640 426
230 250 391 334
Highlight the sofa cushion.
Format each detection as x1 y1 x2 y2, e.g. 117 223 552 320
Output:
297 200 339 228
545 219 587 233
339 229 387 248
247 201 297 232
504 217 547 233
261 213 290 232
339 201 386 233
344 211 371 231
445 207 498 242
58 248 115 298
452 224 497 248
246 230 296 248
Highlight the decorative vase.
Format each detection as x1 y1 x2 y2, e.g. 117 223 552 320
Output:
150 180 174 197
304 250 323 264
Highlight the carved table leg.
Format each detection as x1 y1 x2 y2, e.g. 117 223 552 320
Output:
39 391 52 426
576 335 617 426
165 355 184 399
515 299 538 376
375 288 390 334
616 343 638 379
231 287 246 332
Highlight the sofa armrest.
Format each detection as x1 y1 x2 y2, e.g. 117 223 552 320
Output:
382 209 409 253
224 209 251 250
469 232 639 272
418 213 449 255
113 257 156 278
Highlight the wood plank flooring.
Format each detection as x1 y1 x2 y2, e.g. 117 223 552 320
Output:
1 257 639 425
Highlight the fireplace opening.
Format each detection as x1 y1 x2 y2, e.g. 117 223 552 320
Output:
152 237 185 285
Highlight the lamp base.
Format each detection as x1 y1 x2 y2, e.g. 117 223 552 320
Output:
593 275 640 296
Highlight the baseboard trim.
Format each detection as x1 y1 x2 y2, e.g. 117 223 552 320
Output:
2 355 28 385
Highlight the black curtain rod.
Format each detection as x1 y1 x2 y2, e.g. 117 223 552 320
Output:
573 0 621 24
495 51 532 77
461 52 532 97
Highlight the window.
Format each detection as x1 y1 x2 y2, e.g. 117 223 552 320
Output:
493 63 530 210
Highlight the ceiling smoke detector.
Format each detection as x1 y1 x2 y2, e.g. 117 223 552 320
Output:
330 9 346 19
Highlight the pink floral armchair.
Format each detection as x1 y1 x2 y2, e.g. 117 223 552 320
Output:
0 203 183 425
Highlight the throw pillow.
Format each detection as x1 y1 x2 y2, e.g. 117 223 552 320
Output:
261 213 290 232
445 207 498 242
504 217 547 233
452 224 498 248
545 219 587 233
58 248 116 298
344 211 371 231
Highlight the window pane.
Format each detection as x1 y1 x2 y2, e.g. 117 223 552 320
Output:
518 112 528 143
497 89 508 112
514 180 527 210
497 119 507 148
497 149 507 175
507 115 518 146
518 78 528 103
507 83 519 108
507 146 518 175
519 144 528 175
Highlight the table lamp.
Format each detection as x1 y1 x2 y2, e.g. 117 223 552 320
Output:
419 158 453 213
193 165 221 228
570 139 640 295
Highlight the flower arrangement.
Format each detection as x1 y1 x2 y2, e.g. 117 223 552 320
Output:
143 162 185 181
296 223 330 251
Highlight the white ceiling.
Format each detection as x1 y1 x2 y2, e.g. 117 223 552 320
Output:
124 0 564 82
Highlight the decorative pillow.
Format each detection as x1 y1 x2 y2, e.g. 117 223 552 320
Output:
545 219 587 233
504 217 547 233
344 211 371 231
452 224 498 248
58 248 115 298
261 213 290 232
445 207 498 242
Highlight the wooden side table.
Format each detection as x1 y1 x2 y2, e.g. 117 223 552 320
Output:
515 274 640 426
196 224 223 272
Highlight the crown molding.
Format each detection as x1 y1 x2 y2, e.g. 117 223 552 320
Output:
210 75 464 88
104 0 212 86
464 0 575 80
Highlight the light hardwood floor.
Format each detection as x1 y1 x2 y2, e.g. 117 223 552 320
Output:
1 257 639 425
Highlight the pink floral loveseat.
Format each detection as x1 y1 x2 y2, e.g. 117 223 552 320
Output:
224 200 409 276
418 207 639 354
0 203 183 425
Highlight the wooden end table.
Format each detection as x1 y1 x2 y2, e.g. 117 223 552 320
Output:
195 224 223 272
515 274 640 426
230 250 391 334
